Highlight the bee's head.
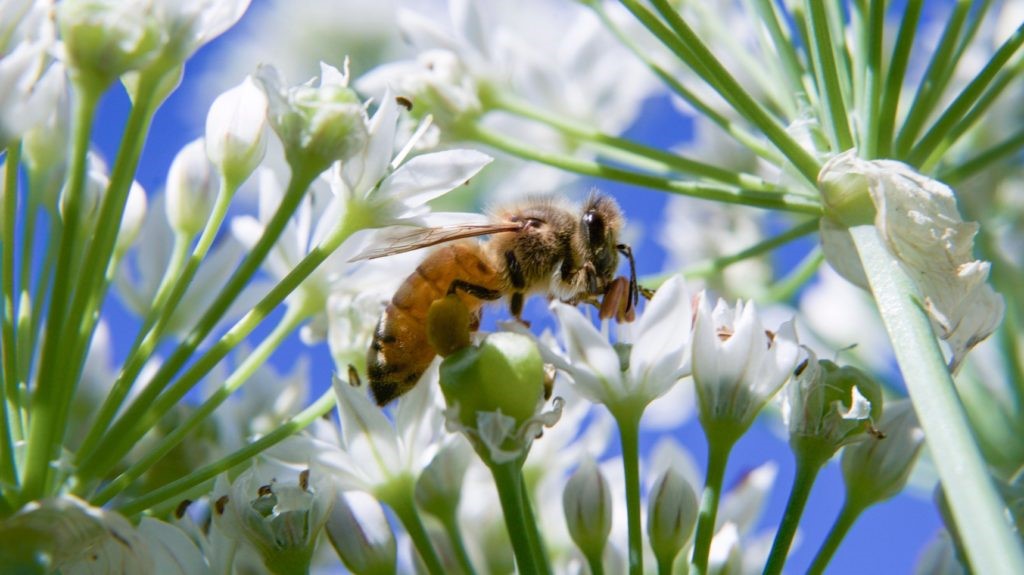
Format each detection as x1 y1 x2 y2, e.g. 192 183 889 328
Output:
580 192 624 286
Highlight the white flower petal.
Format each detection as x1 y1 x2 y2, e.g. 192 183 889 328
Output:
551 301 623 404
332 375 403 482
628 274 692 398
376 149 492 210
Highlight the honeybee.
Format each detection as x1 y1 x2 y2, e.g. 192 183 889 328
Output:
352 192 641 406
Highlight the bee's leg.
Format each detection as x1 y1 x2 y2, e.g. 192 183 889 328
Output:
346 364 362 387
509 292 531 327
447 279 502 301
615 243 640 314
600 276 634 321
504 251 531 326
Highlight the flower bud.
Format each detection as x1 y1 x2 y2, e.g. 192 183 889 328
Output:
115 180 147 256
415 438 473 520
841 400 924 508
257 62 368 173
206 75 268 188
60 152 108 227
785 351 883 463
440 331 545 429
562 458 613 561
325 490 397 575
166 138 218 237
56 0 162 87
818 151 876 228
22 63 70 210
647 467 698 567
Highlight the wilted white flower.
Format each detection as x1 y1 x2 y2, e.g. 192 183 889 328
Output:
205 75 268 188
543 274 693 411
325 490 397 575
818 150 1005 371
166 137 218 237
693 295 800 436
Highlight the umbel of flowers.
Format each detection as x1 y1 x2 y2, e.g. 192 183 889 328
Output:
0 0 1021 574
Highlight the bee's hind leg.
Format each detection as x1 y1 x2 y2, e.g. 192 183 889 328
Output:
447 279 502 300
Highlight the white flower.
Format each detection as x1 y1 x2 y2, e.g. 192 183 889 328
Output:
708 462 780 575
205 75 268 188
545 274 694 409
166 137 218 237
257 61 368 171
325 490 397 575
115 178 148 256
818 150 1006 371
22 61 69 209
151 0 250 64
57 0 163 83
562 457 613 560
268 370 446 495
841 399 925 507
136 517 211 575
646 466 698 568
916 529 968 575
0 0 59 146
693 294 800 434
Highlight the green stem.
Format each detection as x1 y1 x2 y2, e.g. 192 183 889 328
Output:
612 406 644 575
588 1 781 164
488 460 544 575
857 0 885 158
684 218 819 282
893 0 971 157
87 301 313 505
75 232 192 461
115 388 336 517
908 22 1024 168
806 499 865 575
762 456 825 575
690 433 736 575
517 469 552 575
383 478 447 575
76 203 360 483
938 127 1024 184
0 143 20 493
490 95 780 192
875 0 923 157
635 0 822 184
804 0 854 151
21 82 101 503
437 508 478 575
588 552 606 575
746 0 809 109
758 247 824 303
849 225 1024 574
464 124 822 215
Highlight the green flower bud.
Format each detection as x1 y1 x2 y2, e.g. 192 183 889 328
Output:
818 150 876 228
439 331 545 430
562 458 612 562
786 352 883 464
841 400 924 509
647 467 698 568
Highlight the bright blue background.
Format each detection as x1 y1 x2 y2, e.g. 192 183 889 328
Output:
88 2 943 573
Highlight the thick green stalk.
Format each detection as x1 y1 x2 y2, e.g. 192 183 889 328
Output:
893 0 971 156
77 204 360 482
857 0 885 157
518 472 552 575
488 460 545 575
806 499 865 575
875 0 923 156
690 431 736 575
464 125 822 215
637 0 822 184
380 477 447 575
0 143 20 492
850 226 1024 574
804 0 854 151
21 83 101 503
87 301 313 505
762 456 825 575
115 388 336 517
490 94 780 192
611 406 644 575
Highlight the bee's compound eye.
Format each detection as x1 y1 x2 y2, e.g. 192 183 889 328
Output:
583 211 605 249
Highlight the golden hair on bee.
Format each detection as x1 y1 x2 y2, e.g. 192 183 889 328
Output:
351 191 639 406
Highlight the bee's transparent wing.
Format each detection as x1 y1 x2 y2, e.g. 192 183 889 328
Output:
349 223 522 261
